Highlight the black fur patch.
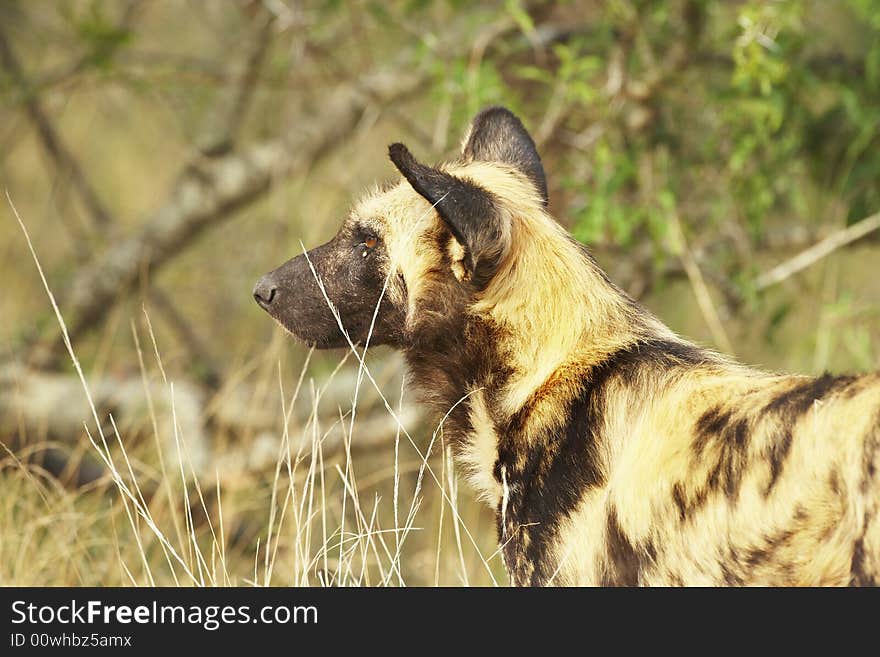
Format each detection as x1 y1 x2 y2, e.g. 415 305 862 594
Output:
686 374 856 505
764 373 856 417
672 483 688 522
828 468 843 497
496 338 708 585
764 428 794 495
405 312 507 420
602 507 641 586
720 558 744 585
389 142 506 290
693 406 752 500
743 524 797 570
671 481 713 522
461 106 548 205
693 406 735 455
850 536 872 586
497 378 606 585
760 373 856 497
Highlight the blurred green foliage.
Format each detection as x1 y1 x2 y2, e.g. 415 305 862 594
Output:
2 0 879 373
417 0 880 350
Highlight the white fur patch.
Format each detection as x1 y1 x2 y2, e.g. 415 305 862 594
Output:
500 465 510 537
446 236 468 281
458 389 502 506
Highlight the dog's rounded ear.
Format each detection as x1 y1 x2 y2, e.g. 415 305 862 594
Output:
388 142 483 251
388 142 508 289
460 106 547 206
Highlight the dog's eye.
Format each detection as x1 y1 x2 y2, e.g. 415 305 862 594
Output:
357 235 379 258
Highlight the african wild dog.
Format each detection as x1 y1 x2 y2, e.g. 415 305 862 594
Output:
254 106 880 586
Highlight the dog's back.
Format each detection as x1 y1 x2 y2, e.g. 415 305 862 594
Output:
543 354 880 586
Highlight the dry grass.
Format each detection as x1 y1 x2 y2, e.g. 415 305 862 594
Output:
0 339 502 587
2 193 502 587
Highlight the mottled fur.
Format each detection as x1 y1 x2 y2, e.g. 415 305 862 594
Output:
255 106 880 586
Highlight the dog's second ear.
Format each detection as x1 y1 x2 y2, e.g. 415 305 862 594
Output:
461 106 547 206
389 142 508 290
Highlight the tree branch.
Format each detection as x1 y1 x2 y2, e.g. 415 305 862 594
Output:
197 7 277 157
755 211 880 291
147 288 222 389
26 68 424 366
0 24 114 230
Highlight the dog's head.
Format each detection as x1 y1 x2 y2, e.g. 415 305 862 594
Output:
253 106 547 349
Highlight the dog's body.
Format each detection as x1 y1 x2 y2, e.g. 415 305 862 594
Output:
254 106 880 586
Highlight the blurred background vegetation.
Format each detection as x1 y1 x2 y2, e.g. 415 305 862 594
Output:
0 0 878 586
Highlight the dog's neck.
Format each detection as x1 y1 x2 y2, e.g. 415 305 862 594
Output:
402 245 670 440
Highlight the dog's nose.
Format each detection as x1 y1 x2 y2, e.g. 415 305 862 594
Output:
253 275 278 308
